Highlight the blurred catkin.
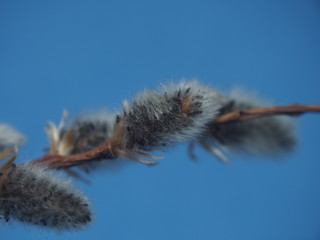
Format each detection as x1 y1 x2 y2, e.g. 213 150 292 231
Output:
0 124 25 151
69 111 115 154
205 90 296 156
0 163 92 231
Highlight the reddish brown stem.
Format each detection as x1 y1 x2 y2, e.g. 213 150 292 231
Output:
212 104 320 124
33 142 115 169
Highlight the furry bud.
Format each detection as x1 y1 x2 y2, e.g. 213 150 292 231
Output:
0 164 92 231
69 111 115 154
206 91 296 156
0 124 26 151
112 80 224 152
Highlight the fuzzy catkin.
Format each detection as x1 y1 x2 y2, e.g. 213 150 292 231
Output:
69 111 115 154
0 124 25 151
113 81 224 152
0 164 92 231
207 93 296 156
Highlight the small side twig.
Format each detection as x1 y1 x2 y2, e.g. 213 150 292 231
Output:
33 142 115 169
212 104 320 124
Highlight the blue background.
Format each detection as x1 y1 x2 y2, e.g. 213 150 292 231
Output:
1 0 320 239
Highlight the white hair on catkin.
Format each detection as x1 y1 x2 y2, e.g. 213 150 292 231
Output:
112 80 224 152
206 89 296 156
0 124 26 151
69 110 116 154
0 164 92 231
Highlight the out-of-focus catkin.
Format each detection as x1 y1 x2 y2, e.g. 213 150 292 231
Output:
205 91 296 156
0 124 26 151
69 111 115 154
0 163 92 231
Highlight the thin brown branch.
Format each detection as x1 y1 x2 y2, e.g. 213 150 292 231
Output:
31 104 320 169
32 142 116 169
212 104 320 124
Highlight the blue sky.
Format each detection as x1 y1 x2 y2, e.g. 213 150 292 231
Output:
1 0 320 239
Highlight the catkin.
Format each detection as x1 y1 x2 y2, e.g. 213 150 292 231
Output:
69 111 115 154
0 163 92 231
112 80 224 152
206 92 296 156
0 124 25 151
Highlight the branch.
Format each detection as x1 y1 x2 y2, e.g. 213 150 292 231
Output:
32 104 320 169
212 104 320 124
33 142 116 169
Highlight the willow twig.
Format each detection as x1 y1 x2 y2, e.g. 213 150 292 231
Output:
31 104 320 169
212 104 320 124
33 142 115 169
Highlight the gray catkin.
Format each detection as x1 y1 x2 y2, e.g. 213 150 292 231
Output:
0 164 92 231
0 124 26 151
116 80 224 151
69 111 115 154
207 91 296 156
